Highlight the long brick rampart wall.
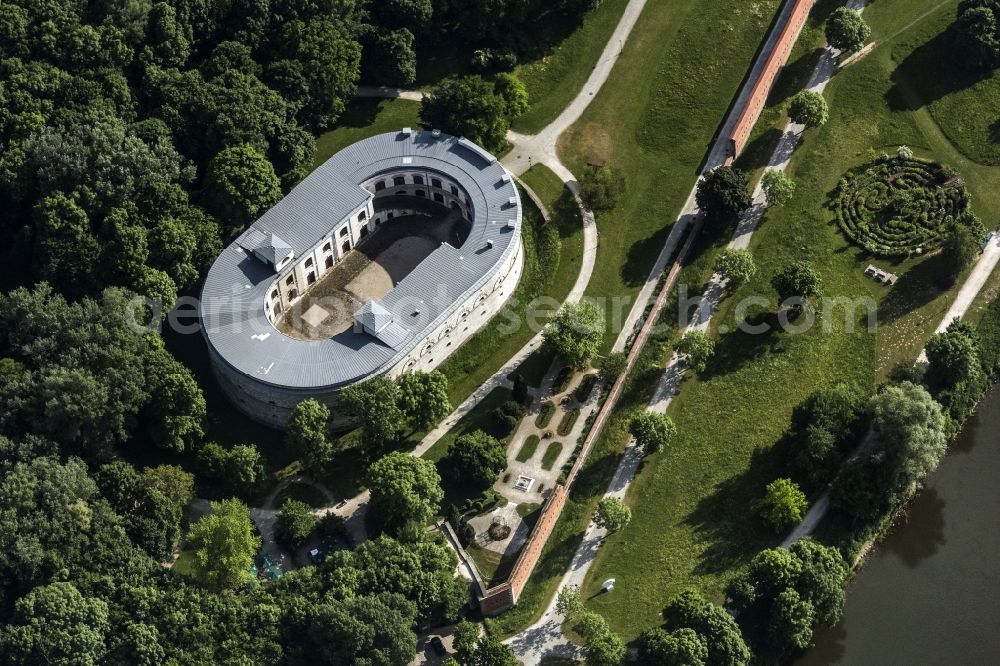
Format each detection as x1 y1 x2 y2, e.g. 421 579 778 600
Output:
729 0 815 157
478 0 817 618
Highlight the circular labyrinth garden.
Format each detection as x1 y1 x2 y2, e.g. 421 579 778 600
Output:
834 157 970 256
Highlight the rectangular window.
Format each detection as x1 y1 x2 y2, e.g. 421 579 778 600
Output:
393 176 405 186
374 180 386 191
432 178 442 188
307 272 316 285
450 185 459 195
413 175 424 185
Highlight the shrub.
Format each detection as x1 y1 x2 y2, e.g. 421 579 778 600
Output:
580 165 626 212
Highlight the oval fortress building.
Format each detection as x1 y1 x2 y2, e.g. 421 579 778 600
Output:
200 130 523 428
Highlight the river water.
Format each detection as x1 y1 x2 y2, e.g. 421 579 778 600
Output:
798 387 1000 665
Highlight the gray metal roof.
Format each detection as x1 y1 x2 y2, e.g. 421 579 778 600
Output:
200 130 522 391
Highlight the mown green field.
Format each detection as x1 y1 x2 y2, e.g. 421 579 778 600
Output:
558 0 783 356
489 0 786 637
313 98 422 167
580 0 1000 640
513 0 630 133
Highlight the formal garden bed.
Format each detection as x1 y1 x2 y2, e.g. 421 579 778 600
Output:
556 407 581 437
541 442 564 471
535 400 556 428
516 435 541 462
833 155 977 256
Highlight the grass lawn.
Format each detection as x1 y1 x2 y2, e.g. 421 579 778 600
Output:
556 409 580 437
314 99 421 168
467 543 505 586
557 0 783 356
438 166 584 405
171 550 197 579
576 0 1000 640
535 401 556 429
513 0 630 133
517 435 541 463
273 482 329 509
541 442 564 471
488 0 786 637
421 387 514 463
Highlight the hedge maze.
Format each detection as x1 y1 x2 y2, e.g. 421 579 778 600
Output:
834 157 972 256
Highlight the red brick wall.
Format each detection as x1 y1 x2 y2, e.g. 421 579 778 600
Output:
730 0 815 157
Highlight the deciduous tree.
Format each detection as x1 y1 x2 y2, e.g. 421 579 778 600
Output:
788 90 829 128
714 248 757 287
826 7 871 53
757 478 808 532
397 371 452 429
696 166 752 229
203 144 282 229
677 331 715 374
443 430 507 488
187 498 261 592
543 301 605 369
761 169 796 207
629 411 677 453
366 452 444 539
593 497 631 533
286 398 333 472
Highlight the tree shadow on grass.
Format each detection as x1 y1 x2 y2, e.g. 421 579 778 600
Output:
768 48 827 105
876 250 954 325
985 117 1000 145
886 28 990 112
734 127 784 172
698 312 783 381
621 224 672 288
336 98 389 129
684 443 789 577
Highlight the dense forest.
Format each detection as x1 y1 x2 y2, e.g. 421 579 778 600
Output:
0 0 598 662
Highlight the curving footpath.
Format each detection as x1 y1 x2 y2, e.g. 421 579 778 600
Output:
506 1 868 661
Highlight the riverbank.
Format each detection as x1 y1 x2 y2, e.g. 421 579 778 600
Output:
798 384 1000 664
